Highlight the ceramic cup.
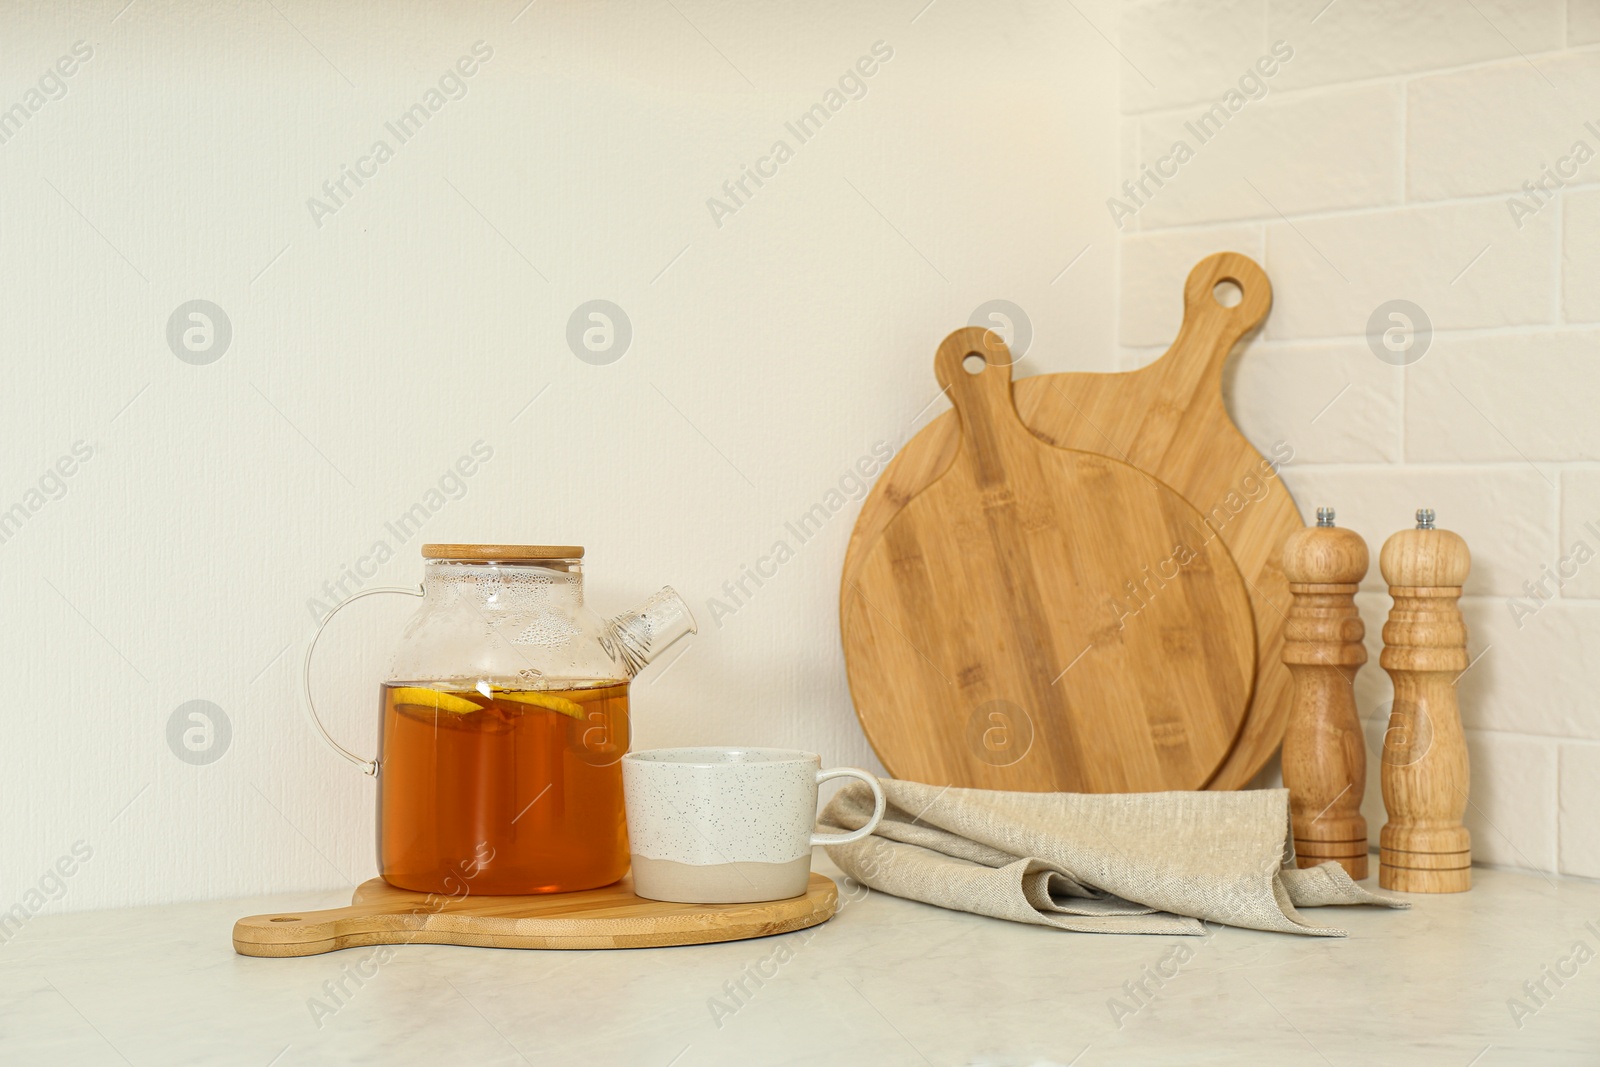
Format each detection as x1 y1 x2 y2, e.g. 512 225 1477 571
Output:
622 747 887 904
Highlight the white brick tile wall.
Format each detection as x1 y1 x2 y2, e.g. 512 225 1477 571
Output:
1266 0 1565 93
1557 468 1600 596
1456 599 1600 740
1463 730 1559 872
1405 329 1600 462
1117 2 1595 875
1265 200 1560 340
1118 223 1264 346
1407 51 1600 202
1227 339 1404 464
1558 742 1600 877
1563 188 1600 321
1276 465 1555 597
1134 82 1403 228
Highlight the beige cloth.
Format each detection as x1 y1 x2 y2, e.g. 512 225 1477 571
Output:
819 779 1406 936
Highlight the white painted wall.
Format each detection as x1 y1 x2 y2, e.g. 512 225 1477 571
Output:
1 1 1122 912
1115 0 1600 878
16 0 1589 917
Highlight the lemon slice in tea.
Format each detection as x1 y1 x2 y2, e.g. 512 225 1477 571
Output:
390 686 481 715
492 690 585 720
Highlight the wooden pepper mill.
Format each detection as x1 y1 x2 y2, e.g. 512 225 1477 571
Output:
1378 508 1472 893
1281 507 1370 879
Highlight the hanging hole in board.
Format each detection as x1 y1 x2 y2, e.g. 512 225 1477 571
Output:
1213 279 1243 308
962 353 987 375
270 916 301 922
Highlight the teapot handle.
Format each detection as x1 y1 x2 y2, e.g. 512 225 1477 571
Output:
302 585 424 777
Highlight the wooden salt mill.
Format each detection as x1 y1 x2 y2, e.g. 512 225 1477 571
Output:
1378 508 1472 893
1281 507 1369 879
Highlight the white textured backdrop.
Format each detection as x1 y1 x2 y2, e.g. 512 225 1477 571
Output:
17 0 1590 919
0 0 1121 912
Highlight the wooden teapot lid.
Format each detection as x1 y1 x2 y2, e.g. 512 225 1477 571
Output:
422 544 585 560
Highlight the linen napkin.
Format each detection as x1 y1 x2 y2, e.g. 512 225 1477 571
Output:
819 779 1405 936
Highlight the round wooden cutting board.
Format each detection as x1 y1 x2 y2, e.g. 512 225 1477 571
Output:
841 328 1257 793
842 252 1301 790
233 873 838 957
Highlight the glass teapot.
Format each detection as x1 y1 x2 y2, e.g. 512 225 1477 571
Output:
306 543 695 895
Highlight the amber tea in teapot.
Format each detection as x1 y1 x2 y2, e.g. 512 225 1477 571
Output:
307 544 694 896
379 680 632 894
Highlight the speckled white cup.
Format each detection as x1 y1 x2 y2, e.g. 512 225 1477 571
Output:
622 747 886 904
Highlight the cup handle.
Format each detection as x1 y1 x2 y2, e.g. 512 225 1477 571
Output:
302 585 423 777
809 768 887 846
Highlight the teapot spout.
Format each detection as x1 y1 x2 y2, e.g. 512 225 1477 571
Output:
606 586 697 677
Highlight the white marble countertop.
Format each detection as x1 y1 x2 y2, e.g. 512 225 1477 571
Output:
3 855 1596 1066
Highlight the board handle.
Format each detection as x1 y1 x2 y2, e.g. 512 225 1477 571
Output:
933 326 1032 481
234 901 431 957
1170 251 1273 383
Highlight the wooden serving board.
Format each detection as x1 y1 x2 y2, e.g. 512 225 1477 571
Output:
233 872 837 957
842 328 1257 793
842 252 1301 790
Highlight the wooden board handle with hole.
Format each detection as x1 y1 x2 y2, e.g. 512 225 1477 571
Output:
1172 252 1273 387
234 900 470 957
